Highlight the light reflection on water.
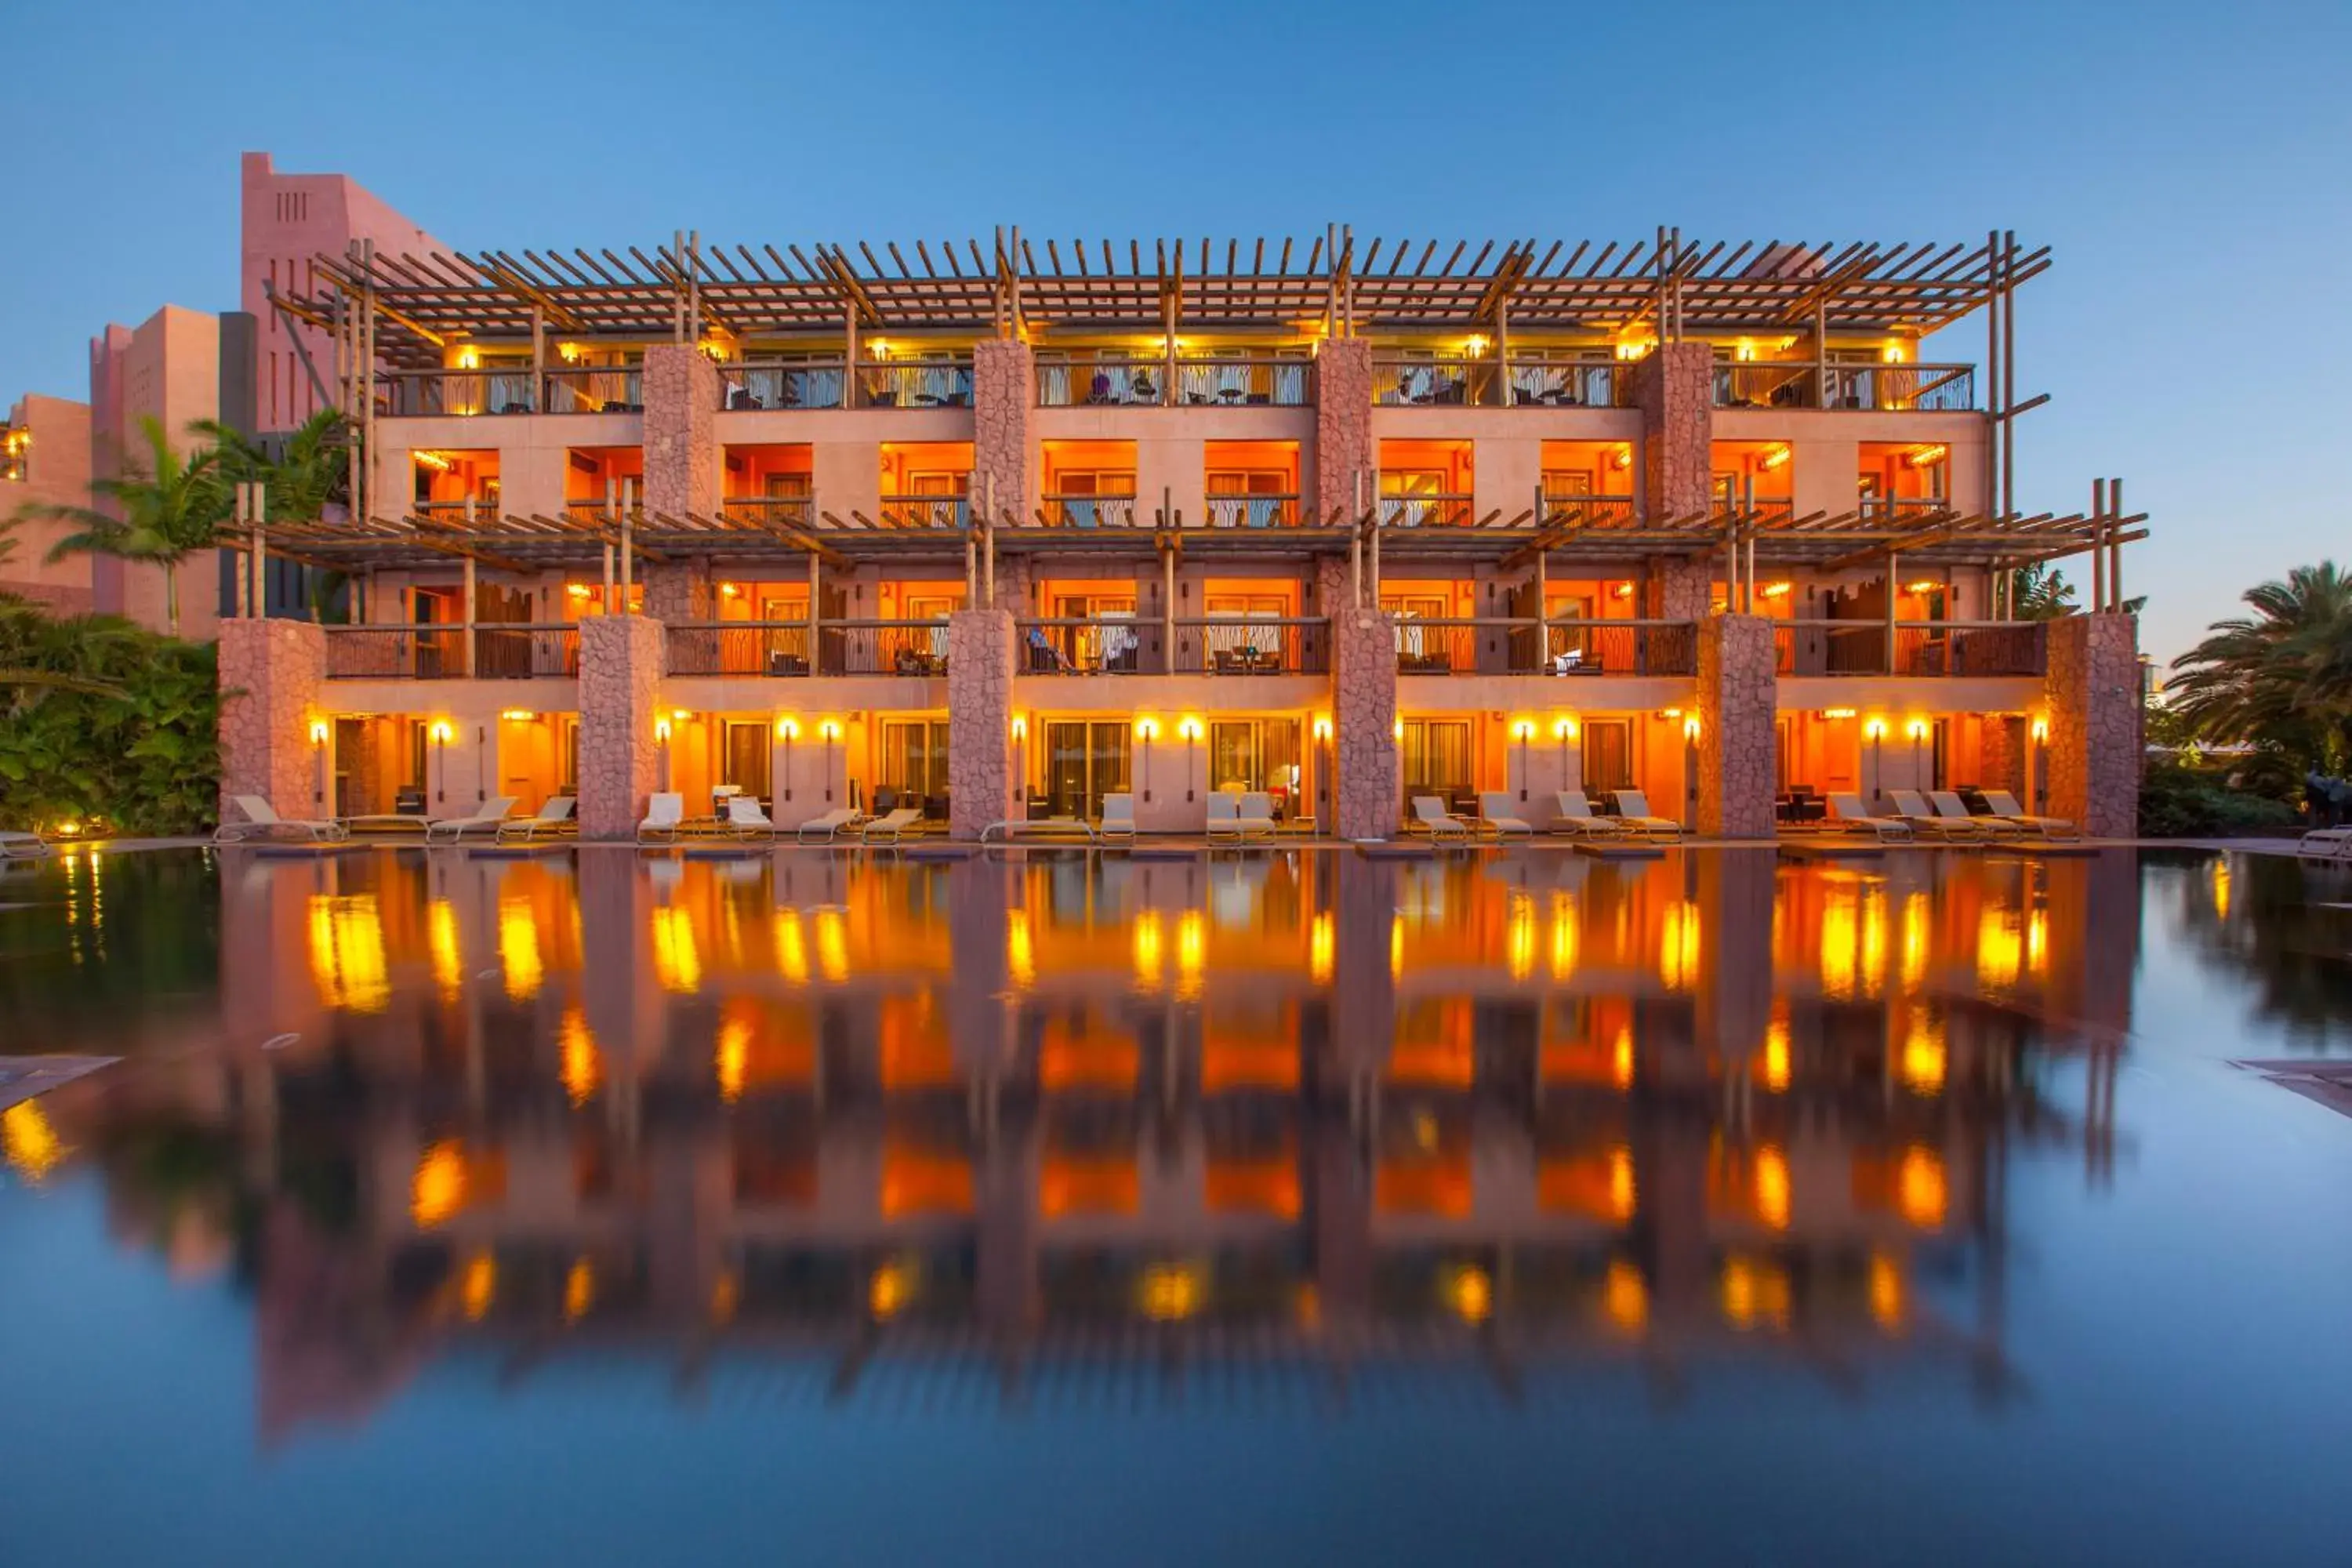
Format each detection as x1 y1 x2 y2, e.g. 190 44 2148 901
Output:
5 845 2352 1563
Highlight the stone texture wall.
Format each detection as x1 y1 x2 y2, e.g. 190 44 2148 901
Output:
1314 339 1374 525
1331 605 1400 839
216 619 326 824
641 344 719 517
972 339 1034 528
641 557 713 623
576 615 665 840
1632 342 1714 522
1977 713 2025 793
2045 612 2142 838
1651 557 1715 621
947 608 1016 837
1694 615 1777 838
990 553 1035 616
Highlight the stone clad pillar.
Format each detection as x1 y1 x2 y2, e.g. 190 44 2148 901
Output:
216 619 327 823
948 608 1016 838
1632 343 1715 620
972 340 1034 535
641 345 720 517
2044 612 2141 839
1331 604 1399 839
1314 338 1374 525
576 615 665 840
1693 615 1777 838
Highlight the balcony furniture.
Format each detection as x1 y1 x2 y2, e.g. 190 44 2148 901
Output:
1980 789 2082 840
1608 790 1685 838
637 793 685 844
1477 793 1535 839
495 797 578 843
894 647 946 677
1399 650 1452 675
1550 791 1632 840
1826 793 1914 842
1236 793 1279 840
216 796 349 845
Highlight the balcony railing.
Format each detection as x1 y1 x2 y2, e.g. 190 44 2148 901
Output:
856 360 974 408
1377 492 1476 529
1374 359 1495 407
720 495 816 530
1173 618 1330 675
1537 495 1637 529
665 619 950 677
1173 358 1313 407
1771 619 2045 677
1204 493 1301 529
878 493 970 530
1040 493 1142 528
721 361 847 411
1036 359 1163 408
1504 360 1627 408
543 367 644 414
1017 617 1154 674
1036 355 1312 408
1394 618 1696 676
324 624 579 680
1857 496 1953 524
1712 362 1976 412
376 368 645 418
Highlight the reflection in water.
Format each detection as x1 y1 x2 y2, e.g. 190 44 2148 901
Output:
24 844 2160 1445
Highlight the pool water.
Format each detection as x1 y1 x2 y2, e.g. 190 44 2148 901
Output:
4 845 2352 1566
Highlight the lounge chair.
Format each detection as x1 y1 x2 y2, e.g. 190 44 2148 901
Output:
724 797 782 840
216 795 349 844
1 830 53 860
978 816 1097 844
1609 789 1685 837
637 792 685 844
1929 790 2030 839
1826 793 1915 842
426 796 518 843
795 808 862 844
1098 792 1138 844
1886 789 1986 840
1477 792 1535 839
1206 793 1244 842
495 797 577 843
1411 794 1475 844
2298 826 2352 858
858 806 925 844
1980 789 2082 840
1236 792 1279 841
1550 790 1630 840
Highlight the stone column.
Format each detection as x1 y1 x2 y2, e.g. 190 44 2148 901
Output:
641 344 720 517
948 608 1016 837
1331 604 1399 839
1314 338 1374 525
641 559 713 623
576 615 665 840
2044 612 2141 839
1977 714 2026 794
972 339 1034 539
1693 615 1777 838
1632 343 1715 619
216 619 326 824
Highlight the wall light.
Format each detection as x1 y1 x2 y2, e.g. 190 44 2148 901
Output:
1864 718 1888 740
1553 716 1578 741
430 720 455 744
1177 717 1203 742
1465 334 1490 358
1510 718 1535 743
1820 707 1858 720
453 347 480 371
720 582 741 599
1611 445 1634 471
1393 717 1405 742
1905 444 1949 469
1757 444 1791 472
1759 581 1792 600
1011 717 1028 741
1905 580 1942 596
1312 714 1333 742
1134 717 1160 742
671 709 691 723
775 717 800 740
1882 340 1908 365
818 720 841 742
565 583 593 601
654 718 672 743
1905 719 1929 740
2031 717 2049 742
499 710 539 723
308 719 329 746
1683 717 1702 744
1610 581 1635 601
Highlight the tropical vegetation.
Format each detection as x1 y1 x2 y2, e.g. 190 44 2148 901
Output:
2165 562 2352 779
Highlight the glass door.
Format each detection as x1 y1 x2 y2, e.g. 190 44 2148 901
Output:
1044 721 1132 820
1581 720 1633 795
723 721 772 800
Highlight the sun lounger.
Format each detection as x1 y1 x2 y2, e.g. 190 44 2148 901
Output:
1551 790 1630 839
1235 792 1279 840
723 797 781 840
1826 793 1915 841
858 806 926 844
1098 793 1138 844
216 795 349 844
1979 789 2082 840
0 830 53 860
1609 789 1685 837
2298 827 2352 858
1206 793 1244 842
1886 789 1987 840
495 797 577 843
978 817 1098 844
1929 790 2030 838
1411 794 1475 843
1477 792 1534 839
637 792 685 844
339 811 431 837
426 796 519 843
794 808 862 844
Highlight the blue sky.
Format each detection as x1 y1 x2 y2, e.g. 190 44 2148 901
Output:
2 0 2345 660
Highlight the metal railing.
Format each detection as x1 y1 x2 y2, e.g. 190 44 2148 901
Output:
664 619 951 677
324 624 579 680
878 494 970 530
1857 496 1953 524
377 368 539 418
856 360 974 408
1392 618 1697 677
824 619 952 677
1173 618 1330 675
1204 493 1301 529
1771 619 2045 677
1712 362 1976 412
543 367 644 414
1173 358 1313 406
1540 619 1699 677
720 495 817 530
1035 359 1164 408
721 361 848 411
1040 493 1143 528
1536 495 1638 529
1504 360 1626 408
414 498 500 522
1377 492 1476 529
1016 617 1154 674
1374 359 1495 407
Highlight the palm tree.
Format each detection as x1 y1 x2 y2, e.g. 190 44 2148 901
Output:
2009 563 2079 620
190 408 349 522
2167 562 2352 772
14 416 227 637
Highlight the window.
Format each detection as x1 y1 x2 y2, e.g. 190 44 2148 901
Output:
560 718 580 793
1582 720 1633 794
1043 721 1131 820
1399 719 1472 804
723 721 772 799
1208 719 1302 800
884 720 951 799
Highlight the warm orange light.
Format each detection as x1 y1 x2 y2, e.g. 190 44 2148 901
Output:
1138 1261 1205 1321
1392 717 1404 741
1610 581 1635 601
1754 1145 1791 1229
1904 718 1928 740
1311 714 1333 742
1757 444 1791 472
563 1258 595 1323
1898 1146 1948 1228
1602 1258 1648 1333
430 720 454 744
1510 717 1535 742
1864 717 1888 741
1553 715 1577 741
653 718 671 743
1011 716 1028 741
870 1258 917 1319
2 1101 67 1185
775 716 799 740
1759 581 1791 600
1869 1251 1907 1331
1443 1264 1493 1324
1133 717 1159 742
818 719 841 742
458 1252 495 1322
499 709 539 723
1905 444 1949 469
1177 716 1203 742
307 718 329 746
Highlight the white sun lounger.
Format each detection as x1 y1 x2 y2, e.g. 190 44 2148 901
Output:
1477 792 1535 838
723 797 782 840
1234 792 1279 840
637 792 685 844
1411 795 1477 843
1 830 53 860
1551 790 1630 839
495 796 577 843
1098 793 1138 844
1886 789 1986 840
426 796 518 843
1929 790 2031 839
1980 789 2082 840
1826 793 1915 841
1610 789 1685 837
794 808 862 844
216 795 349 844
858 806 926 844
978 817 1098 844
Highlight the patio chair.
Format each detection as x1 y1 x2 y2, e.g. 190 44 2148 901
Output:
1608 789 1685 837
724 797 782 840
857 807 925 844
795 808 862 844
1236 792 1279 841
216 795 350 844
2297 826 2352 858
1885 789 1983 840
1551 789 1631 840
426 796 519 843
1410 795 1475 844
1980 789 2083 840
1825 793 1915 842
637 792 685 844
1476 792 1535 839
1929 790 2031 839
1098 793 1138 844
494 796 577 843
1 830 53 860
1206 793 1244 843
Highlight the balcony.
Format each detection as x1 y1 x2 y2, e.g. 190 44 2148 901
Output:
855 361 973 409
1039 492 1142 528
1173 619 1330 676
377 368 642 418
1017 618 1151 674
1203 493 1302 529
720 361 844 411
722 359 981 410
1378 492 1476 529
1712 363 1976 412
1505 360 1628 408
1772 619 2045 677
1537 495 1637 528
1036 355 1312 408
720 495 817 530
324 624 579 680
879 493 970 530
1395 619 1697 677
665 619 949 677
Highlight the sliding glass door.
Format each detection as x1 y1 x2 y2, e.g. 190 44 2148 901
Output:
1044 721 1132 820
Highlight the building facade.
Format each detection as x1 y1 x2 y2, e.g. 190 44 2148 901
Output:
222 229 2145 837
0 391 94 612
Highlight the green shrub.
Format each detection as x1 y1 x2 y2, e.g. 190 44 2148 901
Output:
2138 760 2300 837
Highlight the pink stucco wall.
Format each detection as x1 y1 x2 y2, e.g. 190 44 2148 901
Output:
0 392 95 608
85 305 221 637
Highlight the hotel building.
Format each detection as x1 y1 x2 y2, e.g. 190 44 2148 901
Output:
214 226 2146 838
